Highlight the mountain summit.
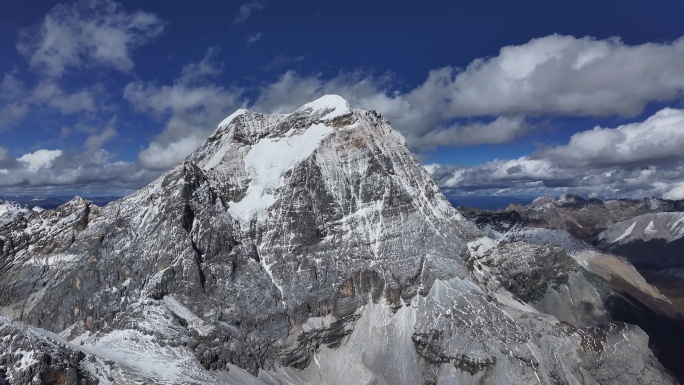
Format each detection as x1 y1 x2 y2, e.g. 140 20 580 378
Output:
0 96 676 384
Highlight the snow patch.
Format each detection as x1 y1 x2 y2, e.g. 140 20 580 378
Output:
0 201 30 226
296 94 351 120
613 221 637 244
228 123 334 227
162 296 215 336
202 142 229 171
24 253 79 267
81 329 220 384
218 108 248 128
302 314 337 332
16 350 38 368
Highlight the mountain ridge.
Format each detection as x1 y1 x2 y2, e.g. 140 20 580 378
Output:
0 97 676 384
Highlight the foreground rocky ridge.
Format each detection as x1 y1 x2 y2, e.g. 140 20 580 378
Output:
459 194 684 381
0 97 676 384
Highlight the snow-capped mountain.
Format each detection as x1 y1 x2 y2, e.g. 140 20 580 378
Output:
597 211 684 247
596 211 684 312
0 200 32 227
0 97 676 384
497 194 684 240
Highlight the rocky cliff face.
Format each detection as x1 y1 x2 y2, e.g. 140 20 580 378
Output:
0 97 676 384
460 195 684 381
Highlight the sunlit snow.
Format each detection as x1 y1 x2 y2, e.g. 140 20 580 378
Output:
228 123 334 227
295 94 352 120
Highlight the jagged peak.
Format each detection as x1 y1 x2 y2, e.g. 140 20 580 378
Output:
55 196 95 213
217 108 250 129
294 94 352 120
216 95 353 132
555 194 586 206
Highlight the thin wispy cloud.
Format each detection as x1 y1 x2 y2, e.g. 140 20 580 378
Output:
246 32 263 45
261 54 306 71
17 0 164 77
233 1 268 25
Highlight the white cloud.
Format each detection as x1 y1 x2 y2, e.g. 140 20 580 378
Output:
1 0 161 130
411 35 684 118
663 183 684 200
124 49 244 170
406 116 528 150
18 149 63 172
17 0 164 77
0 147 17 169
246 32 263 45
0 145 159 192
31 82 96 114
250 70 528 149
0 74 97 129
250 34 684 150
137 138 207 171
542 108 684 166
0 72 24 99
245 35 684 152
233 1 267 25
0 73 29 129
84 126 117 152
427 108 684 199
5 30 684 197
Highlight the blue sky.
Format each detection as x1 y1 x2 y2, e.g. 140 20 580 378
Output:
2 0 684 200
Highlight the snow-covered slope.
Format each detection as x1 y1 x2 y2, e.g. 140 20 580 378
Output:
595 211 684 274
460 196 684 380
0 96 676 384
0 200 32 227
598 212 684 245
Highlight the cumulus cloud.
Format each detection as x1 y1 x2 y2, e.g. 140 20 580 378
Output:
1 0 162 131
250 70 526 149
6 31 684 196
0 74 99 129
233 1 268 25
17 149 63 172
124 49 244 170
412 35 684 118
406 116 528 150
0 145 159 192
428 160 684 200
426 108 684 200
663 183 684 200
17 0 164 77
253 71 418 132
542 108 684 167
248 35 684 151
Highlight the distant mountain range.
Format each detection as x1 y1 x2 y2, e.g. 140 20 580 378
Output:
0 195 121 209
